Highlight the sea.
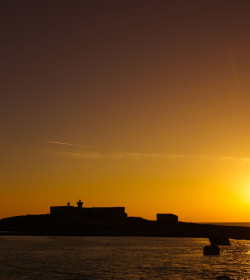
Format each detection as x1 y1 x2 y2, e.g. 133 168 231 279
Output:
1 223 250 280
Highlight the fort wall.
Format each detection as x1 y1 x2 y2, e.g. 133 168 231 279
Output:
50 201 127 219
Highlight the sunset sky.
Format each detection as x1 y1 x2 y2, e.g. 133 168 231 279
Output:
1 0 250 222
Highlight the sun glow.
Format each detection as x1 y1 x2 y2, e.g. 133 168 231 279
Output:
239 184 250 205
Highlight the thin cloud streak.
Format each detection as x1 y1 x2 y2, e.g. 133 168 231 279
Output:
45 141 98 148
59 151 250 164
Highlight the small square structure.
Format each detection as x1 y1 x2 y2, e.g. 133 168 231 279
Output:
157 213 178 223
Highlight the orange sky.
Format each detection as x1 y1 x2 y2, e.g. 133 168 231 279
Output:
1 0 250 222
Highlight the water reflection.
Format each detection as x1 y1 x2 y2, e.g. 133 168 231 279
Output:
0 236 250 279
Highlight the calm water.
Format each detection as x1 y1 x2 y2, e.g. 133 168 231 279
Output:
203 223 250 227
1 236 250 280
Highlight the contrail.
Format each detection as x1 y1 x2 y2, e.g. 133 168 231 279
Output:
45 141 98 148
58 151 250 164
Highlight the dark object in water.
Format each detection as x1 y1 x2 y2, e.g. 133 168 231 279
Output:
216 276 231 280
203 245 220 255
209 235 231 246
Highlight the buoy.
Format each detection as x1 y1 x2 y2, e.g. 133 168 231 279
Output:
203 245 220 255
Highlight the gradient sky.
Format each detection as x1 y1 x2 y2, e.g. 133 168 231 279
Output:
1 0 250 222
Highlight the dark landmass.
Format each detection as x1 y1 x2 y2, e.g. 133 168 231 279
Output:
1 214 250 240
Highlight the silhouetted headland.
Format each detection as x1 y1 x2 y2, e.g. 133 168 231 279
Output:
1 200 250 240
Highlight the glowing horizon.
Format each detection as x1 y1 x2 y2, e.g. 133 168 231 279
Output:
1 0 250 222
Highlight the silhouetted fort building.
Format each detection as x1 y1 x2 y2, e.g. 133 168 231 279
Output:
50 200 127 218
50 200 178 221
157 213 178 223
